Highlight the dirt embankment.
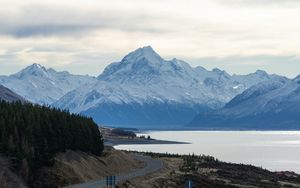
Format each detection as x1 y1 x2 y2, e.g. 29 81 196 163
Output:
0 147 142 188
32 147 142 188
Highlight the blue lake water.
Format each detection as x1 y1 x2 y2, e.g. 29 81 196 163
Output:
115 131 300 173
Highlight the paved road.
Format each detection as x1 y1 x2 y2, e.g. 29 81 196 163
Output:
70 154 163 188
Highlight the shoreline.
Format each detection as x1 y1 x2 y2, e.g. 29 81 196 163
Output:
104 138 189 146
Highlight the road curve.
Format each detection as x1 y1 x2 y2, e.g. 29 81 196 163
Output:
70 154 163 188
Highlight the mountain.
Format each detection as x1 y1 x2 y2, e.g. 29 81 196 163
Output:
0 85 26 102
54 46 280 128
188 76 300 129
0 63 96 104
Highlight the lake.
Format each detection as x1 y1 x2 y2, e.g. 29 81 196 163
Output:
115 131 300 173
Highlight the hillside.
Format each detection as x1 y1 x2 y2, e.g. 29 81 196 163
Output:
0 101 104 187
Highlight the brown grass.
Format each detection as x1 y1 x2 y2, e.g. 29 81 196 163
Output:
33 147 143 187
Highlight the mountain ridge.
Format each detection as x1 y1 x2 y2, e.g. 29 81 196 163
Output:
0 63 97 104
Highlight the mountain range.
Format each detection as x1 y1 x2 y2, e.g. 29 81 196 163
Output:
189 76 300 129
54 46 281 128
0 64 96 104
0 46 298 129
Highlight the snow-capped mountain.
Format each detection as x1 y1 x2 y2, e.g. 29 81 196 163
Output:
55 46 280 127
189 76 300 129
0 63 96 104
0 85 26 102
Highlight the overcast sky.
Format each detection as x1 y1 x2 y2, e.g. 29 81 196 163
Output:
0 0 300 78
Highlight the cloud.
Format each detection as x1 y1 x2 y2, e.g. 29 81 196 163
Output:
0 3 170 37
8 24 99 38
0 0 300 77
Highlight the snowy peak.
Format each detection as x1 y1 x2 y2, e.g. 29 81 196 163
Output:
12 63 50 78
31 63 44 69
122 45 163 65
98 46 206 85
99 46 168 81
11 63 73 80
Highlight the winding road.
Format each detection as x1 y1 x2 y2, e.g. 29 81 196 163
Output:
70 154 163 188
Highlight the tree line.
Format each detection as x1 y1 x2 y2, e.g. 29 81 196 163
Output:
0 100 104 184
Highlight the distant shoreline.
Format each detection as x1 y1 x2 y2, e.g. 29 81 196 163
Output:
104 138 189 146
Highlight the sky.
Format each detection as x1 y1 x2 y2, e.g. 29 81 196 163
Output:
0 0 300 78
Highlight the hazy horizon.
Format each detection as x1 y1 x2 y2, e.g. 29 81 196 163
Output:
1 0 300 78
